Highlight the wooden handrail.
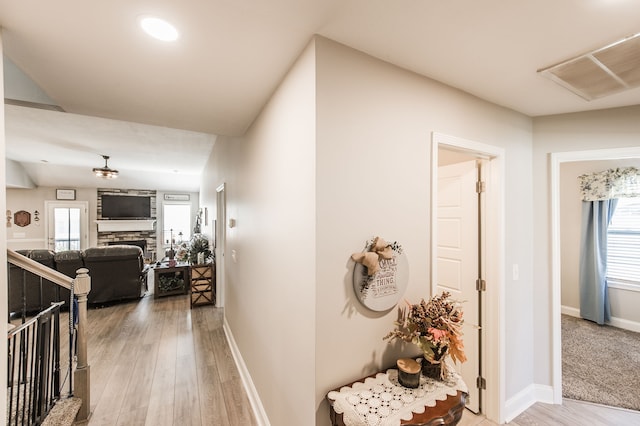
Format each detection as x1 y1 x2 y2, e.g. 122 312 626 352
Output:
7 249 73 290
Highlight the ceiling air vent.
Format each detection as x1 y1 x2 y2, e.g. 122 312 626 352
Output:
538 33 640 101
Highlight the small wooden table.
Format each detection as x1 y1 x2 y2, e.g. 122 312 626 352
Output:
327 368 467 426
153 263 190 298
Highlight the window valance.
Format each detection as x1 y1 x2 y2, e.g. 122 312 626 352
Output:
579 166 640 201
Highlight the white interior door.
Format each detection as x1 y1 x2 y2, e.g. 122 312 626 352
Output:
437 159 481 413
45 201 89 251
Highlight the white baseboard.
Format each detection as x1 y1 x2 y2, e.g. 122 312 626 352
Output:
561 304 640 333
223 316 270 426
608 316 640 333
504 384 536 423
533 384 554 404
504 384 554 423
560 305 580 317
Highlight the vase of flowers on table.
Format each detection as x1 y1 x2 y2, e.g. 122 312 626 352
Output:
175 234 213 265
187 234 213 265
384 291 466 380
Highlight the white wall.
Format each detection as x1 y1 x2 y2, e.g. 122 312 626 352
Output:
532 105 640 386
201 35 536 424
3 55 57 105
6 187 98 249
313 37 534 424
6 159 35 188
201 40 317 425
560 158 640 324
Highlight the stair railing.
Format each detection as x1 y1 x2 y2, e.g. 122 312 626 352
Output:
7 302 63 425
6 249 92 423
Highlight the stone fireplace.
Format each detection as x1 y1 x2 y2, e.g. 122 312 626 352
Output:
96 188 158 261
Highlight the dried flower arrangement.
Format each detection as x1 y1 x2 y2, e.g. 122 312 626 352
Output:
384 291 466 378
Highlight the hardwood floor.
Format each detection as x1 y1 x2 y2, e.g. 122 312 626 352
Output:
12 292 640 425
79 293 257 426
460 398 640 425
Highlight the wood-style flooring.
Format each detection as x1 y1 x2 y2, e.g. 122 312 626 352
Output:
79 293 257 426
461 398 640 426
65 293 640 426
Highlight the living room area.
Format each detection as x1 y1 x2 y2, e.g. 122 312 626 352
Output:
5 186 200 260
6 184 206 302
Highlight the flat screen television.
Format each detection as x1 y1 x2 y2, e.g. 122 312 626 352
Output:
101 195 151 219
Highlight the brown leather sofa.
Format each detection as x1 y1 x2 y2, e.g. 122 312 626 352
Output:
82 245 146 305
8 245 146 314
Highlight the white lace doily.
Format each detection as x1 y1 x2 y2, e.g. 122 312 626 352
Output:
327 368 467 426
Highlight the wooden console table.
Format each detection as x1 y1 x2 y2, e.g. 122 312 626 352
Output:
327 368 467 426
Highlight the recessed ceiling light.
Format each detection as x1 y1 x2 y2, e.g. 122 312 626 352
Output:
139 16 179 42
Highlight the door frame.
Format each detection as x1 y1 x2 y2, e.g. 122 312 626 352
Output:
216 183 226 308
549 146 640 404
431 132 505 423
44 200 89 250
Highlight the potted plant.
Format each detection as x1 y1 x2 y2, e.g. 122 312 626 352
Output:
187 234 213 265
384 291 466 379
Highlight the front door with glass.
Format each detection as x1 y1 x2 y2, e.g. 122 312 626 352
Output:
46 201 89 251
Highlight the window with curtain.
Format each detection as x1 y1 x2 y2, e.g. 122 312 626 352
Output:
607 196 640 288
578 166 640 323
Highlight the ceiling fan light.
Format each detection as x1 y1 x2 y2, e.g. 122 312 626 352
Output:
93 155 119 179
93 168 119 179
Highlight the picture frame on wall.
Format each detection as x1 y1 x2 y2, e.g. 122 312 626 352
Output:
164 193 190 201
56 189 76 200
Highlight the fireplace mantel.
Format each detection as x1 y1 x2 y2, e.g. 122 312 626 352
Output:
95 219 156 232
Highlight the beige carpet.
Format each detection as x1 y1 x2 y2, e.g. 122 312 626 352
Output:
41 397 82 426
562 314 640 411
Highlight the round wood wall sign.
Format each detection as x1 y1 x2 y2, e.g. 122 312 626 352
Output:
351 237 409 311
14 210 31 227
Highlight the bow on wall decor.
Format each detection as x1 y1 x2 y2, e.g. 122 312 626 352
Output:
351 236 395 276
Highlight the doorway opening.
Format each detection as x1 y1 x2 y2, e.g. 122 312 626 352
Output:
550 147 640 404
431 132 505 423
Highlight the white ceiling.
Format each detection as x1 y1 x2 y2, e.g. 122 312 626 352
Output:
4 104 215 192
2 0 640 190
